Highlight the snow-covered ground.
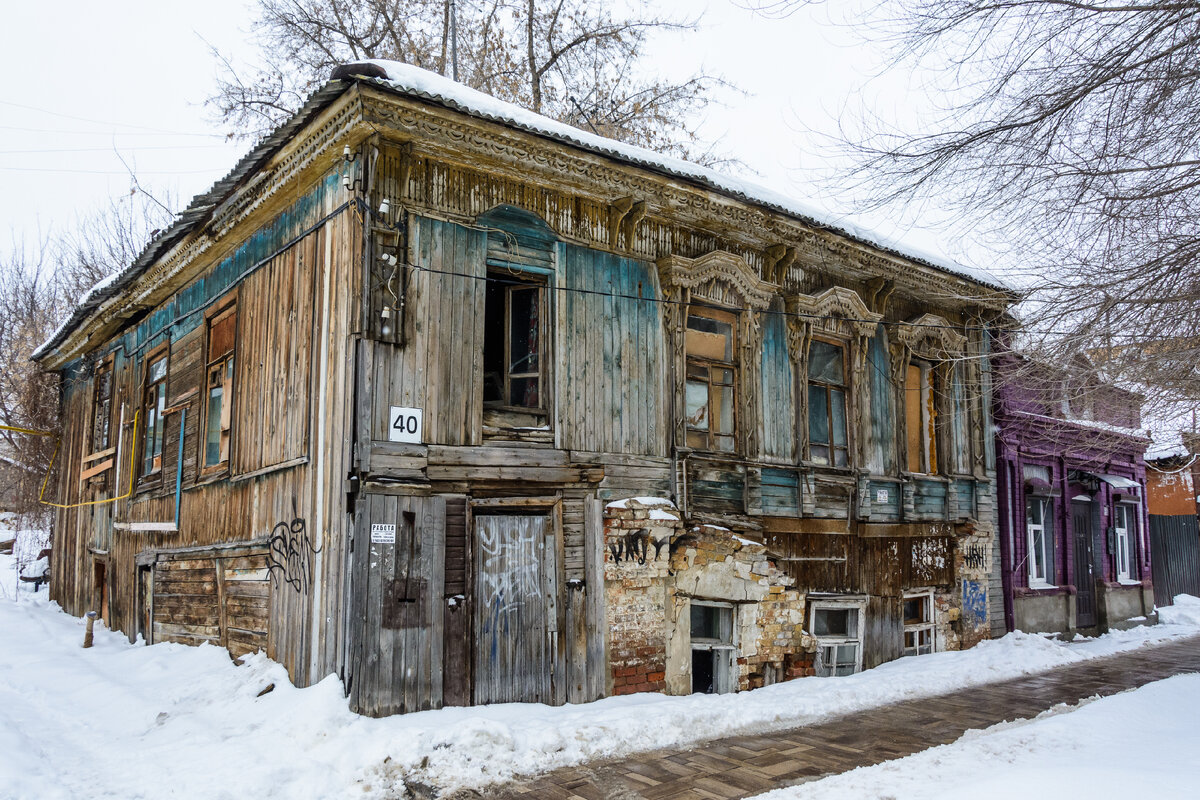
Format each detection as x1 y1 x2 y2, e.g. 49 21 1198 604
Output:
2 535 1199 798
750 672 1200 800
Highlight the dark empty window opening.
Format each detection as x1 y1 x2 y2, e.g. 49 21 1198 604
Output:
690 601 734 694
484 272 546 413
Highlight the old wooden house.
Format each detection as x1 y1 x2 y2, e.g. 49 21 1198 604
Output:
36 61 1014 715
992 354 1155 635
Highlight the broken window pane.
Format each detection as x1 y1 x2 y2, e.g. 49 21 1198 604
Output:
808 340 844 385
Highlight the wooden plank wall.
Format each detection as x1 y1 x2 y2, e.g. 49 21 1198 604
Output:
348 493 447 717
367 216 487 445
231 231 316 476
559 244 666 456
759 308 795 462
48 181 359 689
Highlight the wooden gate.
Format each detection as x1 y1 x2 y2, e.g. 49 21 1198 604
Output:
473 514 562 705
347 494 446 717
1071 501 1097 628
1149 514 1200 607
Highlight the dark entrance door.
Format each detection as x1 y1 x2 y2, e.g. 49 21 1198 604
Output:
1072 501 1097 628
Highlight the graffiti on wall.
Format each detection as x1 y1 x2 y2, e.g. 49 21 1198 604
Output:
607 528 669 564
961 544 988 571
267 518 320 593
961 579 987 629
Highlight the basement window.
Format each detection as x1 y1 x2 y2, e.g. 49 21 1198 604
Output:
691 601 735 694
902 591 935 656
483 271 547 422
202 302 237 473
810 599 864 676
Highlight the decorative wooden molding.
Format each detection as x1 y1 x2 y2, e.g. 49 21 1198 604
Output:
360 91 1009 310
657 251 775 310
786 286 881 339
896 313 967 357
764 244 797 285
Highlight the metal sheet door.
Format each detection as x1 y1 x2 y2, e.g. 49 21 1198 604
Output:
474 514 558 705
1072 501 1097 628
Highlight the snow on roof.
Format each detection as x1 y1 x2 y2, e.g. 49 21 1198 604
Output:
356 60 1013 293
35 60 1014 363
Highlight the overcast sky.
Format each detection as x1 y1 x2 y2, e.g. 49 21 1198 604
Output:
0 1 961 267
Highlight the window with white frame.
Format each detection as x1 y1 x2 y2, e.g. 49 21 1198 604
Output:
1025 497 1054 586
690 601 735 694
903 591 935 656
810 599 864 676
1115 503 1136 582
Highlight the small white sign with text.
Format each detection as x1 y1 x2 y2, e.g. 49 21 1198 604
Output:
875 488 890 504
371 523 396 544
387 406 423 443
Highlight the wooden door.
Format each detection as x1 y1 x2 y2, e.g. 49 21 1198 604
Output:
1072 501 1097 628
347 494 446 717
473 514 560 705
137 565 153 643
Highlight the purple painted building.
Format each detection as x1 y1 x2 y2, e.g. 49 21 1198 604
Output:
993 354 1155 635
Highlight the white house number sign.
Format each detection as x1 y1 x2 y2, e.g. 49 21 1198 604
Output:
388 406 423 443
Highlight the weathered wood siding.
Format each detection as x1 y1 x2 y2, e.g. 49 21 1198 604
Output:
49 171 360 688
368 216 487 446
559 245 666 456
347 493 446 717
759 309 795 462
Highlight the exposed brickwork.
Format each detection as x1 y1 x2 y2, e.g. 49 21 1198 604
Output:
603 498 680 697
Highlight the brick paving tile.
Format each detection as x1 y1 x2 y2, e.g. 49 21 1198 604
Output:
479 634 1200 800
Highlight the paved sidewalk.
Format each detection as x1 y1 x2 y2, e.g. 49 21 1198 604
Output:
482 634 1200 800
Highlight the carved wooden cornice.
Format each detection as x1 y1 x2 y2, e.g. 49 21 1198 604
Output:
359 89 1010 313
786 287 881 339
896 313 968 356
657 251 775 310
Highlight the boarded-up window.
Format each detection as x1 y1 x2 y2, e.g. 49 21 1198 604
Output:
951 362 970 474
141 351 168 478
685 305 737 452
203 303 237 473
808 340 848 467
905 362 937 474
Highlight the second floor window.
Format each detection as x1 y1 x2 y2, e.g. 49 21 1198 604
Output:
484 273 546 413
685 305 737 452
905 362 938 474
90 358 113 453
203 304 237 472
141 352 168 478
808 340 848 467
